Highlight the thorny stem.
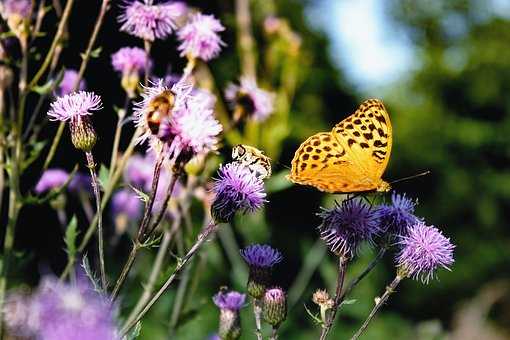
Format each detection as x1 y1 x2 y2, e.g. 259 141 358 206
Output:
350 275 403 340
319 256 349 340
59 129 141 280
124 217 180 327
340 247 387 301
253 298 263 340
121 221 220 335
110 149 166 300
85 151 106 290
44 0 110 169
144 40 151 86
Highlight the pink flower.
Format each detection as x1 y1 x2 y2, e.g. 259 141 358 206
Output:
225 77 275 121
56 70 86 97
47 91 102 123
177 13 225 61
111 47 151 76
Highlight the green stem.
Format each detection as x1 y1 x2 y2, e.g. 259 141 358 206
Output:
59 129 141 280
319 256 349 340
350 275 403 340
85 151 106 290
270 326 279 340
108 96 129 183
168 254 192 332
121 221 219 335
253 298 263 340
235 0 257 77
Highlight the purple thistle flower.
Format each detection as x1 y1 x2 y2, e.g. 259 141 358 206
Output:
35 169 69 194
376 192 421 237
111 189 143 220
111 47 150 76
213 290 246 311
240 244 282 268
56 69 86 97
118 0 185 41
396 223 455 284
47 91 102 123
211 162 266 223
177 13 225 61
225 77 275 121
124 153 155 188
29 276 119 339
1 0 32 19
318 199 380 257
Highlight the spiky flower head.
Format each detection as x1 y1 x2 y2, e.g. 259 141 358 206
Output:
225 77 275 122
56 69 86 97
211 163 266 223
240 244 282 298
47 91 102 152
177 13 225 61
396 223 455 284
20 276 119 339
118 0 185 41
112 46 151 97
312 289 334 309
376 192 421 237
262 288 287 327
318 199 380 257
35 169 69 194
213 290 245 340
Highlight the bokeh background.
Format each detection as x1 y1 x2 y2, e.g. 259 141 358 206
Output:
9 0 510 339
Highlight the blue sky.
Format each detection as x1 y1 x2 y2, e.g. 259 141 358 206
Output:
307 0 415 91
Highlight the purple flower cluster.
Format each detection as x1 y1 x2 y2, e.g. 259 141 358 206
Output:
118 0 186 41
213 290 246 311
47 91 102 123
376 192 421 236
211 162 266 223
4 276 119 339
56 69 86 97
177 13 225 61
396 223 455 283
318 199 380 257
111 46 151 76
225 77 275 121
240 244 282 268
111 188 143 220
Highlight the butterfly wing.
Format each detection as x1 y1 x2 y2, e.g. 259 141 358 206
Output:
288 99 392 193
332 99 392 181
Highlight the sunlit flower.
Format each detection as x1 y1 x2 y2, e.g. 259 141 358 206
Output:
318 199 380 257
56 69 86 97
35 169 69 194
225 77 275 121
396 223 455 283
177 13 225 61
312 289 334 309
118 0 185 41
211 163 266 223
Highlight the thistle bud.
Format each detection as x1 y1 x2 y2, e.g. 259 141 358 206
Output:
213 290 246 340
262 287 287 327
312 289 334 310
70 117 97 152
240 244 282 299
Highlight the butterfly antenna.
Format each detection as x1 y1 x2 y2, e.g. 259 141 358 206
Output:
390 171 431 185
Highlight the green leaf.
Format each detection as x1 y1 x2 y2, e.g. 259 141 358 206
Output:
32 79 55 95
303 304 323 325
265 170 293 194
21 141 47 171
341 299 357 306
123 322 141 340
98 164 110 191
81 47 102 60
64 216 79 258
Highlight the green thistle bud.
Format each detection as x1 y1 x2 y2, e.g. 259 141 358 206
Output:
247 267 271 299
70 117 97 152
262 287 287 327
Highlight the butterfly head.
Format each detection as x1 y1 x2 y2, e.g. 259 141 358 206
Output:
376 181 391 193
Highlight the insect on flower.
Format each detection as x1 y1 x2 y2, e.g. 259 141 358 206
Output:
231 144 272 180
145 89 176 135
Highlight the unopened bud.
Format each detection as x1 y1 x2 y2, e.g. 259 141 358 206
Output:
262 287 287 327
70 117 97 152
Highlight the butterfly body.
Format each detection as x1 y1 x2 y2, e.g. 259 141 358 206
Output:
288 99 392 193
232 144 272 180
